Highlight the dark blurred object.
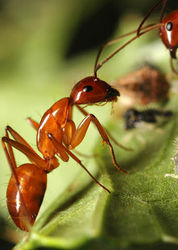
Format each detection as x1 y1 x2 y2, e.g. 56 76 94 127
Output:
113 65 170 106
0 217 15 250
66 1 120 58
123 108 173 129
0 239 14 250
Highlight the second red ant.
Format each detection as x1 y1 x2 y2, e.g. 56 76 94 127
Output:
95 0 178 74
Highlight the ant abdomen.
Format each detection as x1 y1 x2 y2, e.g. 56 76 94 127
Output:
6 164 47 231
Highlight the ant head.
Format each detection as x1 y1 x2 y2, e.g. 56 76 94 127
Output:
160 10 178 59
70 76 120 104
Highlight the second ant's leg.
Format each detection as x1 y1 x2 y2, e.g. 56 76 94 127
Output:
48 134 111 193
27 117 39 130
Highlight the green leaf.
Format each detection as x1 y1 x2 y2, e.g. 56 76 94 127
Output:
0 1 178 249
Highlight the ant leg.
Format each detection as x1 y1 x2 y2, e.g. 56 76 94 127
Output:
47 134 111 193
137 0 165 36
2 137 32 231
5 127 59 172
73 149 98 158
5 126 55 170
105 129 133 152
76 105 127 173
5 128 17 168
2 137 47 170
77 105 132 151
71 108 127 174
6 126 34 152
27 117 39 130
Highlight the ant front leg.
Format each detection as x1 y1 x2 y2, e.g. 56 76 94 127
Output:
71 106 128 174
76 105 132 151
47 133 111 193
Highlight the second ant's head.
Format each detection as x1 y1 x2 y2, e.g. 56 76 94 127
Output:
70 76 120 104
159 10 178 59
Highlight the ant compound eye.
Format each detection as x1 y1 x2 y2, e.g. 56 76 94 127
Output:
83 85 93 92
166 22 173 31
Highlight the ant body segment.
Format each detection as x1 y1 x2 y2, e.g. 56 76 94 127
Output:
94 0 178 75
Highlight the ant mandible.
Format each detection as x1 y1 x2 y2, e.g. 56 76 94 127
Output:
94 0 178 74
2 36 130 232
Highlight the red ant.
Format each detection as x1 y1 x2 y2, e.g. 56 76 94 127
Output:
94 0 178 75
2 45 131 231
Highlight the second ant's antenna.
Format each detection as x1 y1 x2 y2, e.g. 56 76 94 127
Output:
94 23 162 76
94 0 168 77
137 0 168 36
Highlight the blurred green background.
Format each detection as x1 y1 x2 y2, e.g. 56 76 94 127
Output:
0 0 177 249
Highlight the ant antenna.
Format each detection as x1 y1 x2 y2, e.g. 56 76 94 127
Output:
94 0 170 76
160 0 168 21
93 27 151 77
94 23 162 75
137 0 168 36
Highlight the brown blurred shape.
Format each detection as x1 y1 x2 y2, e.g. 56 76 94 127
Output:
112 65 170 105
